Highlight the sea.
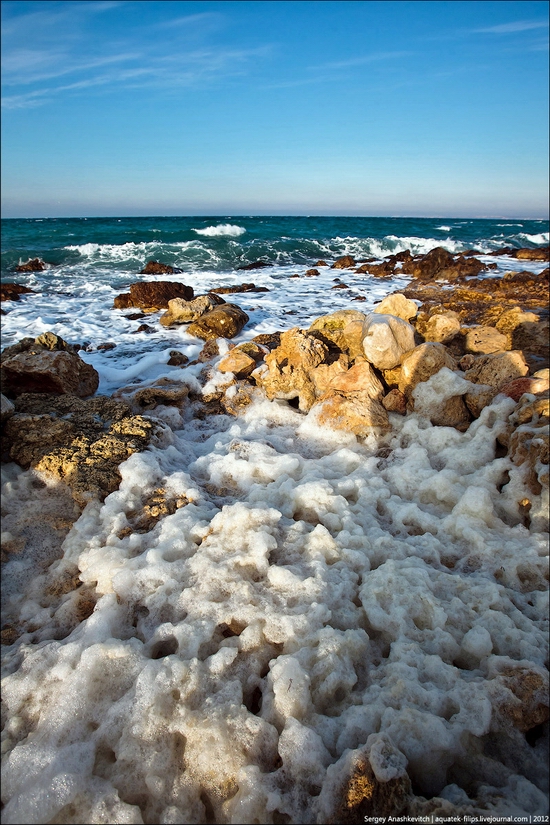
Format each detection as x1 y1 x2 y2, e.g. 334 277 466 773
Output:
1 216 549 824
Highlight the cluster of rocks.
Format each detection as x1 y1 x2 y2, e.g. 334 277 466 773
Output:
2 248 548 514
1 333 158 507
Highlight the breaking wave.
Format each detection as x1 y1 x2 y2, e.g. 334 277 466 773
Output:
192 224 246 237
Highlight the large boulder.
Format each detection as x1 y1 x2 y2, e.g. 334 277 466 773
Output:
398 343 458 396
373 294 418 322
159 293 223 326
465 326 509 354
186 303 249 340
417 311 461 344
114 281 194 310
463 350 529 418
313 361 389 435
1 334 99 398
256 328 329 411
361 314 416 370
309 310 367 352
3 394 157 507
401 247 454 279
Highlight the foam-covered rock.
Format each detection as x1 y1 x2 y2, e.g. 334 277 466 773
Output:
398 342 458 396
464 351 529 417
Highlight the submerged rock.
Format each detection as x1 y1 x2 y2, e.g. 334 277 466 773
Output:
0 283 36 302
236 260 270 270
212 283 269 294
139 260 182 275
331 255 356 269
14 258 47 272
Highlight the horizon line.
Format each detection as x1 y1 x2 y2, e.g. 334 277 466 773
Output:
2 212 549 221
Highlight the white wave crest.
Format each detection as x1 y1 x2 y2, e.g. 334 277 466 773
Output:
192 224 246 237
516 232 549 245
436 225 451 231
329 235 466 260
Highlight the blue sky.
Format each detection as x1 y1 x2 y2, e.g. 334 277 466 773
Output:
1 0 548 218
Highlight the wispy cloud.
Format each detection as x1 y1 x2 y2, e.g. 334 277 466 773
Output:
1 2 271 110
471 19 548 35
310 51 413 71
151 12 223 31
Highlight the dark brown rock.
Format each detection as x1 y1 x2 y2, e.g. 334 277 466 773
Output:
198 339 221 362
382 388 407 415
167 350 189 366
332 255 356 269
355 261 394 276
304 269 320 277
510 247 549 261
401 246 454 279
251 332 282 351
236 260 271 270
113 281 194 310
1 350 99 398
139 260 182 275
0 283 36 302
113 293 133 309
14 258 47 272
187 304 249 340
211 283 269 294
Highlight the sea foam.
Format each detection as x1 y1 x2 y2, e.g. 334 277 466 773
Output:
192 224 247 237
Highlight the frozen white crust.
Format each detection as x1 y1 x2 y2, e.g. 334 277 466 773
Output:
1 392 548 824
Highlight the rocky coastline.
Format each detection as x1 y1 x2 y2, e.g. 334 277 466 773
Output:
2 246 548 521
1 244 549 822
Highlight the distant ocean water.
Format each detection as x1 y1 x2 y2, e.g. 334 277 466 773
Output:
2 215 549 280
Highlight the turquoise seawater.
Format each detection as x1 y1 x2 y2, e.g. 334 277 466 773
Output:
2 215 548 280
